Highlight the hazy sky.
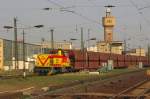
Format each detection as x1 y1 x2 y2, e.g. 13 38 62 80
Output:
0 0 150 49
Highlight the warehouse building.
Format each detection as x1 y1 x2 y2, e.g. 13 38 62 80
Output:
0 38 41 70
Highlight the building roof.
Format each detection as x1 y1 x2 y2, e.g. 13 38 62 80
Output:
97 41 123 43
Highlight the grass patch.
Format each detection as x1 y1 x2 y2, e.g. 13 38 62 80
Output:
0 73 99 91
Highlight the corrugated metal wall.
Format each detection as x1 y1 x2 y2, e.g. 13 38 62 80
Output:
2 39 41 69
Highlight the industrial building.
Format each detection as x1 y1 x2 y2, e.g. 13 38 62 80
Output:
126 48 146 56
41 41 72 50
96 41 123 54
0 38 41 70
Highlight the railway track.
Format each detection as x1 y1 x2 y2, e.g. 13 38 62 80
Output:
113 78 150 99
32 79 150 99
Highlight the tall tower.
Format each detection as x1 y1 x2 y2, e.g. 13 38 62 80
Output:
102 6 116 42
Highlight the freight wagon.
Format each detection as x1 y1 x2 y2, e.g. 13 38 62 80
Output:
72 50 149 71
34 49 150 75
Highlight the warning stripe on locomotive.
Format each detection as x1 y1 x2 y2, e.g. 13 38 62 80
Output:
36 54 70 67
37 54 50 66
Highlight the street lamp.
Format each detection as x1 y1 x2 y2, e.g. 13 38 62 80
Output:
43 8 53 11
50 29 54 50
34 25 44 28
70 38 77 41
22 25 44 78
3 26 13 29
89 37 96 41
4 17 18 69
43 7 75 13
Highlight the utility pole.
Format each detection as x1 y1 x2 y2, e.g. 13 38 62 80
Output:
14 17 18 69
81 27 84 51
124 40 126 55
139 46 142 64
22 30 26 78
87 29 90 50
81 27 85 70
109 43 112 59
41 38 45 53
139 46 141 57
76 24 78 33
148 44 150 64
123 40 127 66
50 29 54 50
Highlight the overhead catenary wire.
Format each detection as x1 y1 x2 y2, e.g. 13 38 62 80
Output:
128 0 150 48
47 0 101 25
129 0 150 25
45 0 135 28
138 0 150 10
45 4 132 9
138 5 150 10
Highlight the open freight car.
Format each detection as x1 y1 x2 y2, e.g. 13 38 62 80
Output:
70 50 150 71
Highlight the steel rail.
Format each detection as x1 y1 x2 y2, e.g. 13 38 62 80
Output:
136 79 150 99
113 78 150 99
